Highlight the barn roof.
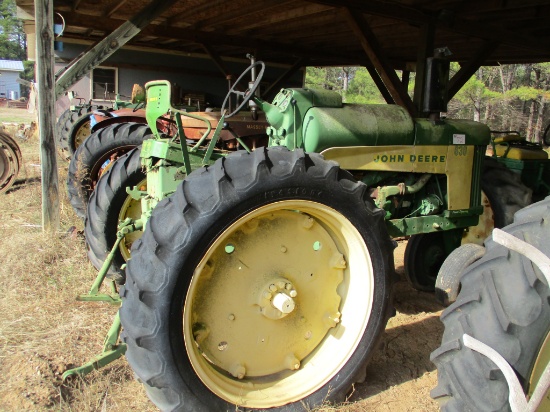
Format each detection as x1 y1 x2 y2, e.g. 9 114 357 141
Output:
0 60 24 72
15 0 550 69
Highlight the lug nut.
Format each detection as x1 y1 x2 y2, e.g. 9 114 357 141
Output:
302 216 314 229
231 364 246 379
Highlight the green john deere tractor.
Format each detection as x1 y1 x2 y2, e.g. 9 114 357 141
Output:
70 58 549 410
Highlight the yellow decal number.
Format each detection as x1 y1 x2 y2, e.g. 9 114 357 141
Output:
454 145 468 156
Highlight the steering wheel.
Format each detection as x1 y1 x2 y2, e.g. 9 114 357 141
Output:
221 61 265 118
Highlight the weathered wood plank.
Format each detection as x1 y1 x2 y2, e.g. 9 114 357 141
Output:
35 0 59 232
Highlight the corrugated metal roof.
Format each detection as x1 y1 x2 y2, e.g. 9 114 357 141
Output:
0 60 24 71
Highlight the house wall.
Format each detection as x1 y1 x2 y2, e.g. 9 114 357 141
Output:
0 71 22 100
54 43 304 117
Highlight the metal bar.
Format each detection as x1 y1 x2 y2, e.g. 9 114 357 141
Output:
175 115 193 175
413 19 435 116
55 0 179 99
62 312 126 380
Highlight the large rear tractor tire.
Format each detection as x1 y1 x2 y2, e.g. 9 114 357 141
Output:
67 122 152 219
0 131 22 194
431 197 550 411
120 147 396 411
85 147 145 282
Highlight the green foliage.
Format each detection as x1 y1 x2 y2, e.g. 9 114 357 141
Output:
345 68 384 104
0 0 26 60
505 86 544 101
305 66 384 104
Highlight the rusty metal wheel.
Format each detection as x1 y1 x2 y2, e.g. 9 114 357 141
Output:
0 131 22 194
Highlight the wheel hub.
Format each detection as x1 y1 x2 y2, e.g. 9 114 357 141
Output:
258 278 297 320
187 209 345 378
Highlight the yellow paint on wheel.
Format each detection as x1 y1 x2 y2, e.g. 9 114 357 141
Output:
118 179 146 261
184 200 374 408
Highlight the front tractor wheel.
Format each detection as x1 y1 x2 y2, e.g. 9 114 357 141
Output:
121 148 395 411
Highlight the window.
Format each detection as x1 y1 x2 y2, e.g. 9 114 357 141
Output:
91 67 118 100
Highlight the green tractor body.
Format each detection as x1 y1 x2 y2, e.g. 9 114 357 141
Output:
256 87 491 237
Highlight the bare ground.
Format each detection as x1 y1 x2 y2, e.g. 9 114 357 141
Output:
0 109 443 411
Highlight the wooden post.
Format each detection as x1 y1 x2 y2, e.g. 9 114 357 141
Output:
35 0 59 232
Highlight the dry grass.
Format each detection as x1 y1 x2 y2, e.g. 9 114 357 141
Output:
0 109 442 411
0 121 155 411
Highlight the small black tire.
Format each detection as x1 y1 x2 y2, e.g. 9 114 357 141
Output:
121 147 396 411
430 196 550 411
55 109 72 153
435 243 485 306
61 104 105 155
85 147 145 282
67 122 152 219
481 156 532 228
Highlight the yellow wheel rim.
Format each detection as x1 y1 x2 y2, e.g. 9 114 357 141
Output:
184 200 374 408
74 121 91 150
118 179 146 261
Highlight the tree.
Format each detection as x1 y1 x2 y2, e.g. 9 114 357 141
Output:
0 0 26 60
0 0 33 97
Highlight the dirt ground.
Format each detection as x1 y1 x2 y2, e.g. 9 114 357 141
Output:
0 109 444 411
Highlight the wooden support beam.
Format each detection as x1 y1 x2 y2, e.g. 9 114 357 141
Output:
263 57 306 98
343 7 415 115
55 0 179 99
447 40 500 100
413 19 435 116
401 70 410 88
35 0 59 232
364 60 394 104
309 0 550 56
201 43 231 78
59 11 352 64
105 0 129 18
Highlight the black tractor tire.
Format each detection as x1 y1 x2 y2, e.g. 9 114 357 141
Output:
120 147 396 411
85 147 145 283
61 104 105 156
481 156 532 228
55 109 72 153
67 122 152 219
431 197 550 411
